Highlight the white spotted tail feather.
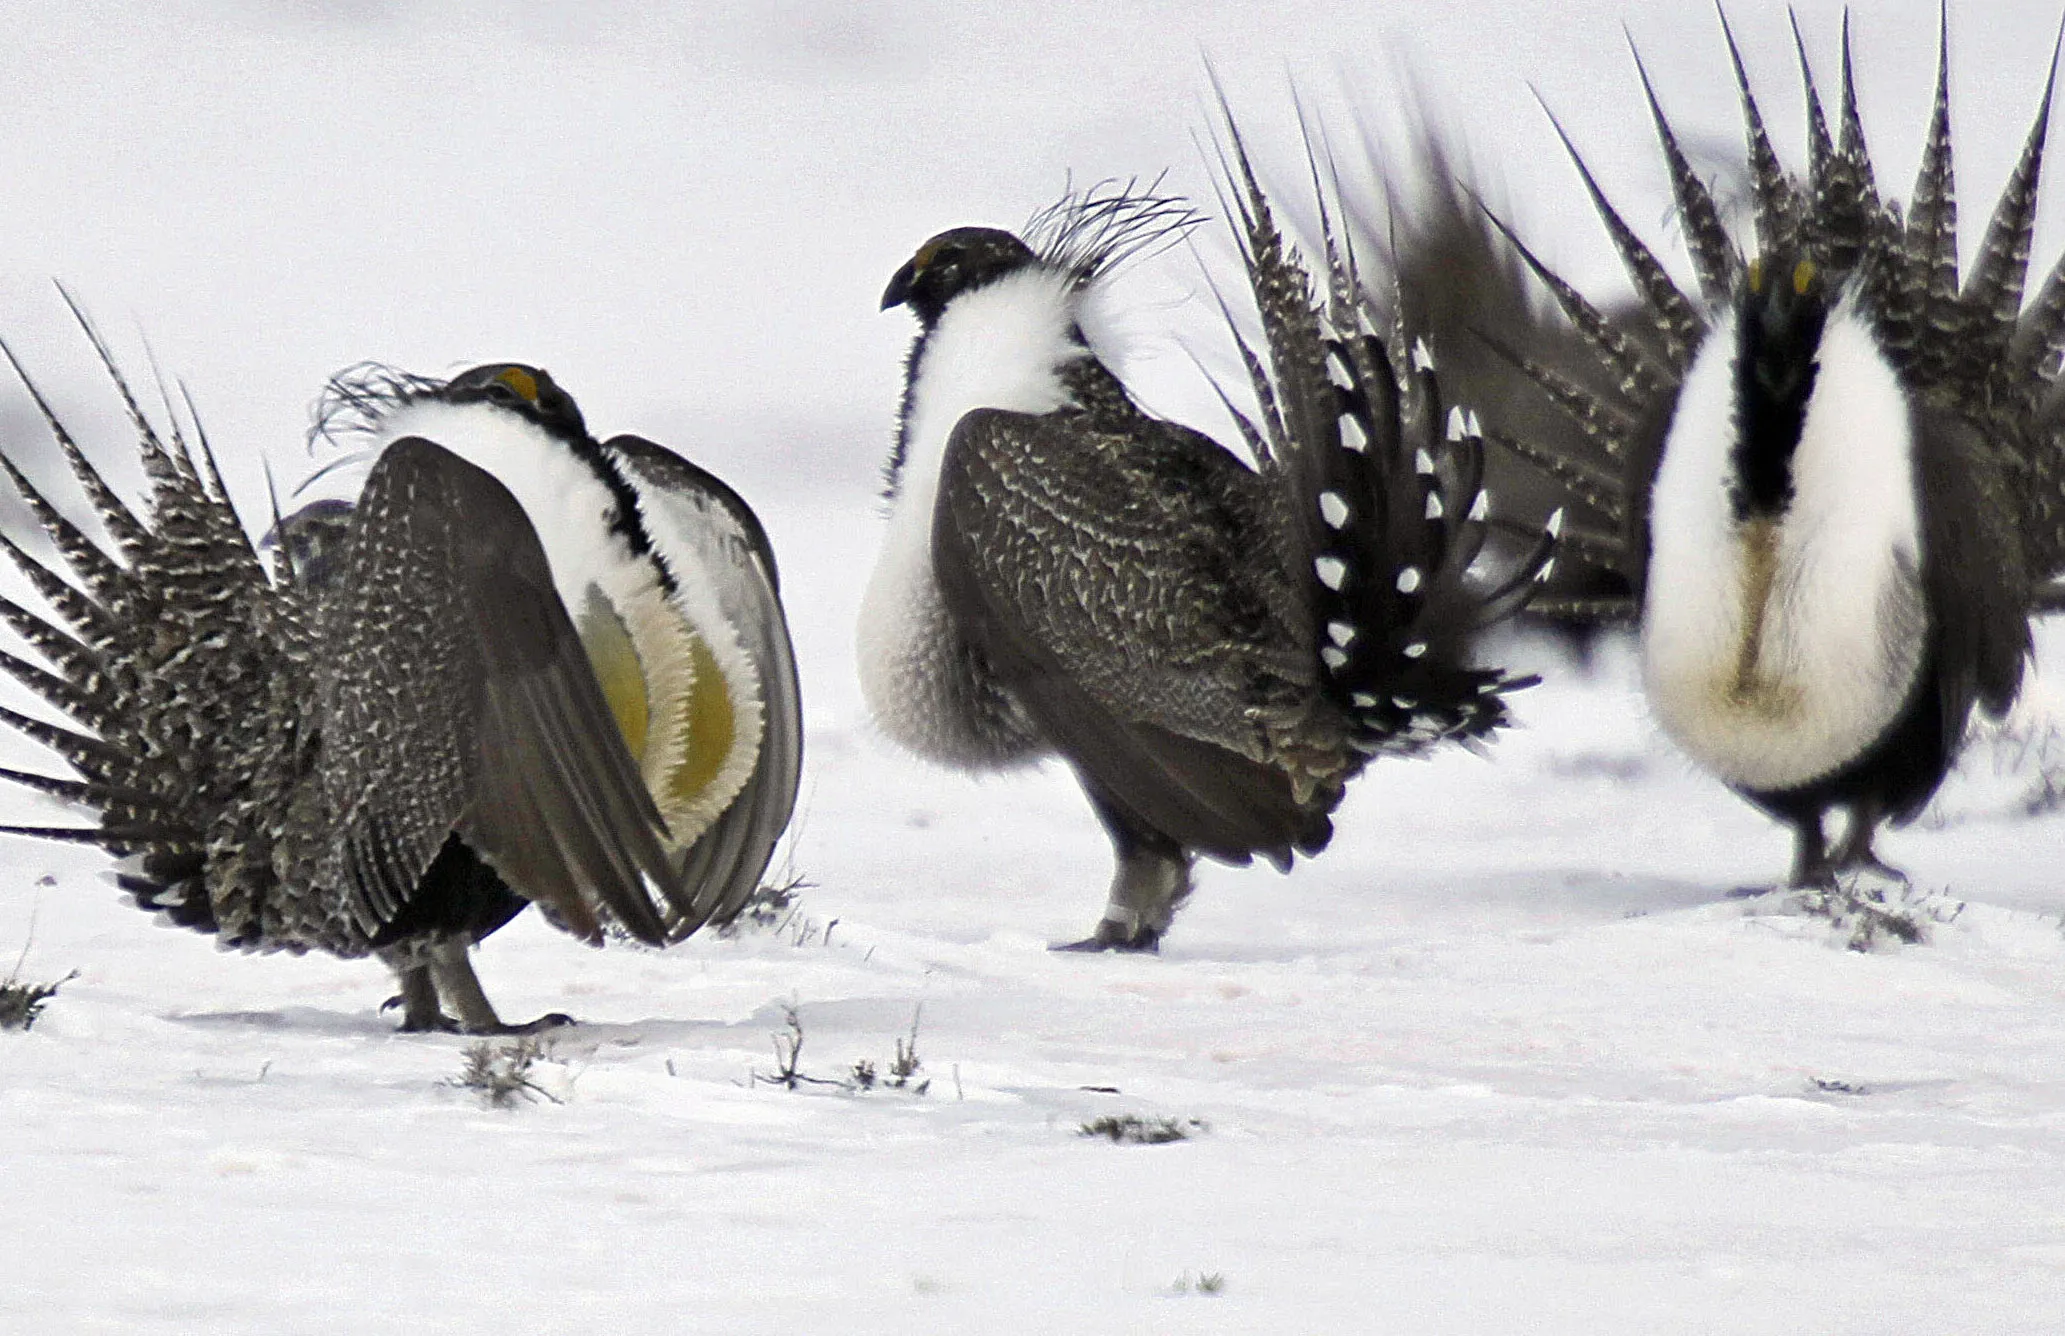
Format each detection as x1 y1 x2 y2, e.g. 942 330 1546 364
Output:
1209 114 1553 758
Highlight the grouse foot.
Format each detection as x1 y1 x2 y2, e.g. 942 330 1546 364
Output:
1051 921 1162 953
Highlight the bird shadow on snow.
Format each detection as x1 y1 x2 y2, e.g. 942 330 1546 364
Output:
168 1008 767 1048
514 1015 754 1048
166 1005 401 1037
562 997 934 1049
1165 866 1731 964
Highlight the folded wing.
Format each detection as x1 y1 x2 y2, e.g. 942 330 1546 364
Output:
308 437 685 946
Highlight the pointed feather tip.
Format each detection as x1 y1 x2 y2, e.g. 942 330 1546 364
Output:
2045 13 2065 116
1715 1 1751 87
1623 23 1665 110
1922 0 1950 118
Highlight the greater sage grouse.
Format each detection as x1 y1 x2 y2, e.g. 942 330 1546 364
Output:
0 323 802 1031
860 167 1553 951
1403 12 2059 886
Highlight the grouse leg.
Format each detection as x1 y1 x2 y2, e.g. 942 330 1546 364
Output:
429 940 573 1035
385 963 459 1033
1830 797 1906 882
1053 789 1193 953
1786 809 1834 889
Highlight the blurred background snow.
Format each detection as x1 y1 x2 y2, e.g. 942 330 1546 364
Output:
4 0 2056 485
0 0 2055 734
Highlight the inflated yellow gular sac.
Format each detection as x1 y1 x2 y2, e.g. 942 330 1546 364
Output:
668 630 737 811
581 589 651 761
577 583 760 850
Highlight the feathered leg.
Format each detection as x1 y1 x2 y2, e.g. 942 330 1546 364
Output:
428 941 573 1035
1830 797 1906 881
385 963 455 1033
1787 810 1833 888
1053 788 1194 953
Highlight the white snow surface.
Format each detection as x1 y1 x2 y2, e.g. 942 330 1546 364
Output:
4 1 2065 1331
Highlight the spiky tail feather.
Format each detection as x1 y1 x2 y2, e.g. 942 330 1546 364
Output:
1208 103 1553 757
0 299 293 942
1488 13 2065 593
1302 332 1552 755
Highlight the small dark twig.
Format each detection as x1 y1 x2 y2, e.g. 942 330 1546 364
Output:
886 1004 929 1093
450 1038 563 1107
752 1004 846 1090
1790 876 1951 951
0 969 76 1032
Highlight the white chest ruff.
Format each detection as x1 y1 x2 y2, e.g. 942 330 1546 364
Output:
1640 307 1928 794
612 468 770 848
857 267 1092 767
364 403 763 849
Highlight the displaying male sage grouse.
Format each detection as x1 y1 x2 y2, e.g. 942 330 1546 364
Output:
0 317 801 1031
1406 12 2064 886
860 167 1555 951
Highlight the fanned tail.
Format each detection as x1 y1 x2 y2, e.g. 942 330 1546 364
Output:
1209 104 1554 757
1305 335 1553 755
1443 10 2065 610
0 301 298 944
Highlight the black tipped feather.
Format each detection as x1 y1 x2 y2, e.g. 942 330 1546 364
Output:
892 110 1553 947
1473 198 1666 404
1394 10 2058 887
1436 11 2065 596
1793 11 1835 197
1532 96 1700 373
1210 108 1550 756
1965 38 2055 343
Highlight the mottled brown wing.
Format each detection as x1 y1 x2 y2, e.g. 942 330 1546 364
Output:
1913 408 2032 745
308 436 682 946
933 408 1326 864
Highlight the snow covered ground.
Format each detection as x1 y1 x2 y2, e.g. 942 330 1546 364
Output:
3 1 2065 1331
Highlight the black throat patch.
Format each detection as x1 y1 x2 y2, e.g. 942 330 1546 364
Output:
1730 259 1829 522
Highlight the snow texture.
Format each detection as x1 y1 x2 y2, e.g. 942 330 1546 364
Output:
2 2 2064 1332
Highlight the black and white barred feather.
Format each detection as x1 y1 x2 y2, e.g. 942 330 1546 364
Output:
1210 116 1552 757
0 294 307 946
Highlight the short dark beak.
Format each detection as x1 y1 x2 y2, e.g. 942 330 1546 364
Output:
881 258 917 311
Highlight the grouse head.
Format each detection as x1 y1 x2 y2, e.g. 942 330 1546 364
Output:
444 363 589 441
881 227 1038 326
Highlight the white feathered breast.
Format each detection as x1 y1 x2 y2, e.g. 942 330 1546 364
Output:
1641 302 1928 793
856 265 1098 766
